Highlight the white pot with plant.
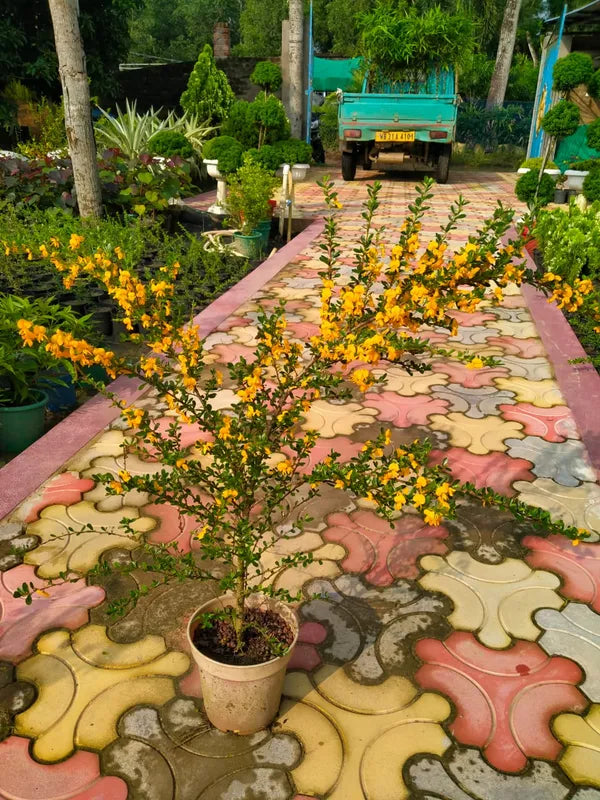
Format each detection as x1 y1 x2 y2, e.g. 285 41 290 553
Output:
15 178 594 736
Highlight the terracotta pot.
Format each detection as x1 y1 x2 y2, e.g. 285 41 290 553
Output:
186 594 299 734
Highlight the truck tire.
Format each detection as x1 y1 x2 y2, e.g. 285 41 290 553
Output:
435 146 451 184
342 151 357 181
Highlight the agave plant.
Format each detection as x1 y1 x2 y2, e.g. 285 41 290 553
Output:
94 99 215 161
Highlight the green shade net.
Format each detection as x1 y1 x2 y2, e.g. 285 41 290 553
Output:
313 57 363 91
555 124 600 170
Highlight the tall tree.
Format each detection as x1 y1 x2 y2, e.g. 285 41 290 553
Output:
236 0 287 56
1 0 142 100
486 0 522 108
47 0 102 217
288 0 304 138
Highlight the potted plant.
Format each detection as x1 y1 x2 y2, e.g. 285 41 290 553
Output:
0 294 95 454
554 173 568 204
225 161 278 257
273 139 313 180
517 157 559 175
202 136 244 215
565 159 595 192
16 178 593 737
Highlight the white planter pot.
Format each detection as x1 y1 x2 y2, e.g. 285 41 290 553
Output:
291 163 310 181
204 158 223 181
187 593 299 734
276 163 310 181
565 170 589 192
517 167 529 174
544 169 561 177
204 158 228 215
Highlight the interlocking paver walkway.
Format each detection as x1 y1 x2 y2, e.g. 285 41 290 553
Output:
2 168 600 798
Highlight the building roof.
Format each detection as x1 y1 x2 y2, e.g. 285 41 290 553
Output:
545 0 600 28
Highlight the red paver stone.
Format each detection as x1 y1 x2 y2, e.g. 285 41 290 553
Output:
364 392 450 428
415 631 586 772
447 310 497 327
288 621 327 670
525 534 600 612
284 436 363 473
428 448 534 496
24 473 95 523
0 736 128 799
431 361 510 388
0 565 104 662
499 403 579 443
323 509 448 585
486 336 547 358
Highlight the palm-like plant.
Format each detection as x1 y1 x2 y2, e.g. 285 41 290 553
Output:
94 99 215 161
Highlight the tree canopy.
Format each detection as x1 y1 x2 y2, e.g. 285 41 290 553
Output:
0 0 143 100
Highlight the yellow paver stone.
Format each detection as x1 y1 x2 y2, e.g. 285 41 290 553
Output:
419 551 564 648
428 412 525 454
554 705 600 787
494 377 565 408
15 626 189 761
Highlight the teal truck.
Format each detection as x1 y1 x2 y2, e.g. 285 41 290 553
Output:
337 68 457 183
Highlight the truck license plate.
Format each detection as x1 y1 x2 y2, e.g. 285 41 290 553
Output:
375 131 415 142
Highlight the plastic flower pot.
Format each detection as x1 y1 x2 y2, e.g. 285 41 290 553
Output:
38 369 77 412
554 188 567 204
565 170 588 192
291 163 310 181
0 390 47 454
79 364 109 389
186 594 298 734
254 219 272 250
232 231 263 259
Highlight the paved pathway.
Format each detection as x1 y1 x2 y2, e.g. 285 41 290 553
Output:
2 169 600 799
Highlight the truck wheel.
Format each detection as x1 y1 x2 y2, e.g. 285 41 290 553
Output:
342 151 357 181
435 147 451 184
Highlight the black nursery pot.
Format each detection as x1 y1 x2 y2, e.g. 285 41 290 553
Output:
554 188 567 204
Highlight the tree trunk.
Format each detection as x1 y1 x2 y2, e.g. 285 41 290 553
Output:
288 0 304 139
526 31 538 67
486 0 522 109
47 0 103 218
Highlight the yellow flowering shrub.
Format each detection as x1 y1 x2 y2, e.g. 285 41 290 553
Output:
15 177 591 654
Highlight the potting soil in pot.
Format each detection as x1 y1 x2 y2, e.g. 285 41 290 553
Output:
193 607 294 666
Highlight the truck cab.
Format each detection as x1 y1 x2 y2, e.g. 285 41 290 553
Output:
338 68 457 183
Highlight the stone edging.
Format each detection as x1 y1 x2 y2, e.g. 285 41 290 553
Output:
0 217 325 521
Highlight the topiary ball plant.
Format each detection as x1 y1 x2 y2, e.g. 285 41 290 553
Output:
552 53 595 93
244 145 281 172
541 100 580 140
583 165 600 202
519 157 558 171
589 70 600 100
149 131 195 159
586 118 600 152
515 169 556 207
203 135 244 174
250 61 282 95
273 138 313 165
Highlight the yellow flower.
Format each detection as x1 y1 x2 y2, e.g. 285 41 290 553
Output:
467 357 484 370
334 479 345 490
175 458 189 471
424 508 442 526
222 488 238 500
394 492 406 509
413 492 426 508
415 475 428 489
109 480 124 495
196 525 209 540
276 459 294 475
69 233 85 251
118 470 131 483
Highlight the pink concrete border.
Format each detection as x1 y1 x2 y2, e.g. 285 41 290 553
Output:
520 247 600 474
0 216 324 521
184 189 217 207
